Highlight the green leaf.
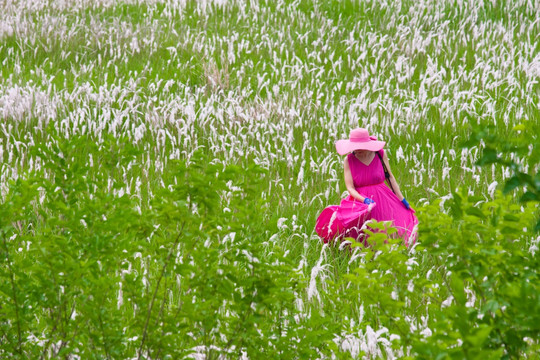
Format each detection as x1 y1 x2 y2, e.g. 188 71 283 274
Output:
465 325 492 347
449 192 463 220
503 176 521 194
466 207 486 220
501 225 519 235
450 274 467 306
503 214 519 222
387 227 398 235
520 191 539 203
366 232 388 245
477 147 499 166
482 300 500 314
367 221 387 230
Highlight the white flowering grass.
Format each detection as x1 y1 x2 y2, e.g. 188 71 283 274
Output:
1 0 539 357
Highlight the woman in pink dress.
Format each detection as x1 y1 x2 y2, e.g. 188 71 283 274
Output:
316 128 418 246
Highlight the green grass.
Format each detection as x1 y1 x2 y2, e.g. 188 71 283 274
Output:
1 0 539 358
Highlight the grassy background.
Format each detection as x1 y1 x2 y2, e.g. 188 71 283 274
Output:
1 0 539 358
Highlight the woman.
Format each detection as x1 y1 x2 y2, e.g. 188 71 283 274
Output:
316 128 418 245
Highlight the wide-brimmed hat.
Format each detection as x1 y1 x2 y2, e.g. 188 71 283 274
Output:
335 128 385 155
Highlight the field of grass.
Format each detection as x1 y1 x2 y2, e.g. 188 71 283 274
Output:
1 0 539 358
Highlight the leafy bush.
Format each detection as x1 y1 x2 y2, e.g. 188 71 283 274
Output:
413 190 539 359
467 120 540 231
0 133 307 359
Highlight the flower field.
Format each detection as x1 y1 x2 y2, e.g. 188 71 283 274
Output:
1 0 539 358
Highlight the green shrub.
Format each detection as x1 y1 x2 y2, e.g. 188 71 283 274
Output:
0 134 306 358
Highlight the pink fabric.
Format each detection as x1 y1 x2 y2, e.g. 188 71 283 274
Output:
315 200 372 243
315 206 344 242
316 149 418 245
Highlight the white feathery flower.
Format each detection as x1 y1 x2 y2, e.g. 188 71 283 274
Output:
307 244 330 302
326 211 338 237
487 181 498 198
277 217 287 230
117 282 123 309
465 287 476 308
441 296 453 308
241 249 259 263
296 162 304 185
529 236 540 255
395 146 404 161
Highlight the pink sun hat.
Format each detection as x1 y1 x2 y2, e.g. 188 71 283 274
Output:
335 128 386 155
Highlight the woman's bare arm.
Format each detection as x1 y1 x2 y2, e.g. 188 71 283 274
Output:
344 157 366 202
382 152 405 200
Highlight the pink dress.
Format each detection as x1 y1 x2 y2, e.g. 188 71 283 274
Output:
315 150 418 245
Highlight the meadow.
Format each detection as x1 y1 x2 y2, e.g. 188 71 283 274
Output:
1 0 539 358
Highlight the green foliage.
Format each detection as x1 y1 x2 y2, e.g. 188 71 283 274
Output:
0 133 309 358
467 121 540 231
2 131 538 358
300 188 539 359
2 1 540 358
414 189 539 359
